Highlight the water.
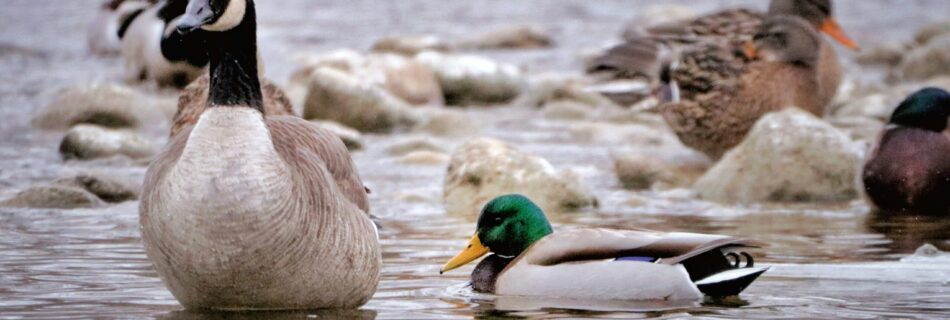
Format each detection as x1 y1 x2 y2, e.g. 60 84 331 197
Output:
2 0 950 319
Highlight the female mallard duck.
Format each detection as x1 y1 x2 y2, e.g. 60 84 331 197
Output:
863 88 950 216
121 0 209 87
590 0 858 106
441 195 767 300
660 16 826 159
140 0 379 310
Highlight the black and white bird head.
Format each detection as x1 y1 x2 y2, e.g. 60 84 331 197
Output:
176 0 248 34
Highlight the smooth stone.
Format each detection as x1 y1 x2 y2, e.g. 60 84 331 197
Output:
59 124 157 161
412 108 480 137
385 137 446 157
456 25 553 50
1 185 103 209
694 109 862 204
901 34 950 80
519 75 617 109
309 120 365 151
54 174 140 203
613 154 689 190
914 21 950 45
415 52 527 106
444 138 596 215
396 151 451 166
32 83 163 130
855 42 907 67
302 67 419 133
371 35 452 56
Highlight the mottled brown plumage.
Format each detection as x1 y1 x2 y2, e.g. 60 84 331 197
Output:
171 74 294 137
661 16 826 158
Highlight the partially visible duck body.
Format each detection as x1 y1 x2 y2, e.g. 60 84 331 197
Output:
140 0 379 310
660 16 826 159
88 0 156 56
589 0 858 107
442 195 768 300
121 0 209 87
863 88 950 216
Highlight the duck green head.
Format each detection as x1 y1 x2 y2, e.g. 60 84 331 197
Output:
890 87 950 132
440 194 553 274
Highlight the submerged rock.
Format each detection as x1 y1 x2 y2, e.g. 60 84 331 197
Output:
371 35 452 56
59 124 157 161
32 83 161 130
457 25 553 50
310 120 365 151
901 34 950 80
302 67 419 133
444 138 596 215
416 52 526 106
694 109 862 203
55 174 140 203
1 185 103 209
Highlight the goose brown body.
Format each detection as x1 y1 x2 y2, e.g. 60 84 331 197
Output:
171 74 295 137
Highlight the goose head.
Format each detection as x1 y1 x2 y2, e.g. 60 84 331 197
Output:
890 87 950 132
176 0 248 34
768 0 859 50
441 194 554 274
745 16 822 68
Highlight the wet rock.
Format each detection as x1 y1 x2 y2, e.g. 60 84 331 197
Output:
542 101 591 120
59 124 157 161
310 120 365 151
613 154 689 190
385 137 446 156
569 122 676 147
855 42 907 67
901 34 950 80
519 75 617 108
444 138 596 214
620 5 696 41
415 52 527 106
1 185 103 209
302 67 419 133
55 174 139 203
913 21 950 45
457 25 553 50
412 108 480 137
371 35 452 56
32 83 162 130
694 109 862 203
396 150 451 166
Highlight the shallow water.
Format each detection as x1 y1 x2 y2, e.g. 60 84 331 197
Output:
2 0 950 319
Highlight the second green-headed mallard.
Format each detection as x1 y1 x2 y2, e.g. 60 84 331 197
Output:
441 194 767 300
660 16 826 158
863 87 950 216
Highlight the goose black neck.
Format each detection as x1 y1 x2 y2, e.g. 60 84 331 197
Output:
207 0 263 112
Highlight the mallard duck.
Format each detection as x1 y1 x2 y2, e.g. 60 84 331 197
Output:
140 0 379 310
121 0 209 87
590 0 858 106
441 194 767 300
660 16 827 159
863 88 950 216
171 74 294 137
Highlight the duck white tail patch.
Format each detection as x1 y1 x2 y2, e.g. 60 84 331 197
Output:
203 0 246 32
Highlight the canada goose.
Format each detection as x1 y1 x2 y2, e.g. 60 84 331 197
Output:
589 0 858 106
171 74 294 137
441 194 767 300
121 0 209 87
863 88 950 216
140 0 380 310
88 0 156 55
659 16 827 159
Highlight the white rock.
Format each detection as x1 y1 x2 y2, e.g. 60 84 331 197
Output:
444 138 596 215
1 185 103 209
32 83 165 130
309 120 365 151
371 35 452 56
59 124 158 161
396 151 451 166
694 109 862 203
415 52 526 106
302 67 419 133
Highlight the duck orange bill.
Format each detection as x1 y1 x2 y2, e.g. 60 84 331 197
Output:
440 235 489 274
743 42 757 59
821 18 860 51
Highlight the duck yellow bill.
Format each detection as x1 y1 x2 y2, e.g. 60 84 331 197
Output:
440 235 489 274
821 18 860 51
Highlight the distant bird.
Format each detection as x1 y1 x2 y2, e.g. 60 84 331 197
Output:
863 88 950 216
660 16 828 159
140 0 380 310
87 0 155 55
589 0 858 107
121 0 209 87
441 194 767 300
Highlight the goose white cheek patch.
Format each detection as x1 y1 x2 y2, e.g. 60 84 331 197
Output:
203 0 246 31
